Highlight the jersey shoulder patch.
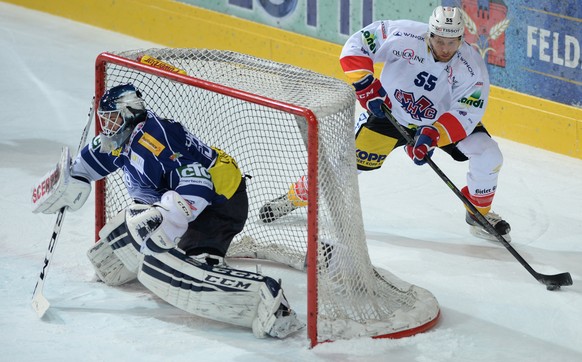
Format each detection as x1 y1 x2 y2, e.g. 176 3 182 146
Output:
138 132 165 156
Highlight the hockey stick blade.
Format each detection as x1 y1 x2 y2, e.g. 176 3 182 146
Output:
380 105 573 289
32 290 50 318
536 272 573 289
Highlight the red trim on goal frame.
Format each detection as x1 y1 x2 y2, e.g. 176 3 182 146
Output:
94 52 321 346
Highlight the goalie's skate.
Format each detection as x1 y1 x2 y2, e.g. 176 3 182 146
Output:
466 211 511 242
259 194 299 223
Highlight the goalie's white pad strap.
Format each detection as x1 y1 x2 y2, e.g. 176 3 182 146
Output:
98 209 144 273
86 238 137 286
31 146 91 214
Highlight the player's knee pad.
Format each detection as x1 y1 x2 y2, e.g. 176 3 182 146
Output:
355 126 397 170
86 238 137 286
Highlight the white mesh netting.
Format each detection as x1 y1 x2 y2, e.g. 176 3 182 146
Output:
96 48 439 344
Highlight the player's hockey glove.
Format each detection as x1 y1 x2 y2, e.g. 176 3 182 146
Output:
353 74 392 118
405 125 440 165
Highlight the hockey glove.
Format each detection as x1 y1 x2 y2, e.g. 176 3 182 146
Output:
31 147 92 214
353 74 392 118
126 191 192 255
405 125 440 165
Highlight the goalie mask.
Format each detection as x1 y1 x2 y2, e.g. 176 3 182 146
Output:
97 83 147 153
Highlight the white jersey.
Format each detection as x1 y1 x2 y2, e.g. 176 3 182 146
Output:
340 19 490 145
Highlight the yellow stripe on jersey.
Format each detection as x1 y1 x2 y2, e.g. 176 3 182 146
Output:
138 132 165 156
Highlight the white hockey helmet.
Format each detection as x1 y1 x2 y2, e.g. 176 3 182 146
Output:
428 6 464 38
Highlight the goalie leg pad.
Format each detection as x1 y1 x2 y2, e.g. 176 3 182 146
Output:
98 209 144 273
137 250 304 337
252 278 305 339
86 238 137 286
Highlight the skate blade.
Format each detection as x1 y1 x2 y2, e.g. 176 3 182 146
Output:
469 226 511 243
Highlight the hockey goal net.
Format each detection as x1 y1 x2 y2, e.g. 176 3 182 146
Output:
94 49 439 346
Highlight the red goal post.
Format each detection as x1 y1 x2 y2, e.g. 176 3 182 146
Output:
94 49 440 347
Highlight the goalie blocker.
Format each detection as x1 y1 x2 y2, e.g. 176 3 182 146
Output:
31 146 91 214
87 204 304 339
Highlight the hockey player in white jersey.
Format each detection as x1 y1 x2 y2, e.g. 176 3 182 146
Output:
32 83 304 338
259 6 511 242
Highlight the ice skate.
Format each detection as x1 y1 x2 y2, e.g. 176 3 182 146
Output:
466 210 511 242
258 194 299 223
259 176 308 223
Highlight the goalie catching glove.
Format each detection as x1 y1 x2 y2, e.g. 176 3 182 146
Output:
31 146 91 214
126 191 193 254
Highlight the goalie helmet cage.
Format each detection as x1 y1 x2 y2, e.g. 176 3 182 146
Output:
94 49 440 347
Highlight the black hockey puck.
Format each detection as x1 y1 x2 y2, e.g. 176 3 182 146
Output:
546 284 560 291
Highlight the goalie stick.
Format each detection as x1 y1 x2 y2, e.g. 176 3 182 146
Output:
381 104 572 290
32 98 95 317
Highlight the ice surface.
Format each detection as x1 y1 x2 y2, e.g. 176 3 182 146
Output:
1 3 581 361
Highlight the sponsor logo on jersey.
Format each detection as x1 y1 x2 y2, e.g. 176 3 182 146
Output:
380 21 388 39
456 53 476 77
401 32 425 41
170 152 182 161
130 151 145 174
360 30 378 53
459 90 484 108
138 132 165 156
393 49 425 64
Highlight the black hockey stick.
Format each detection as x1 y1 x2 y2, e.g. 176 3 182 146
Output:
32 98 95 317
381 104 572 290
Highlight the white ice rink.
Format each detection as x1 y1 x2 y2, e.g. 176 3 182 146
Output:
1 3 581 361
